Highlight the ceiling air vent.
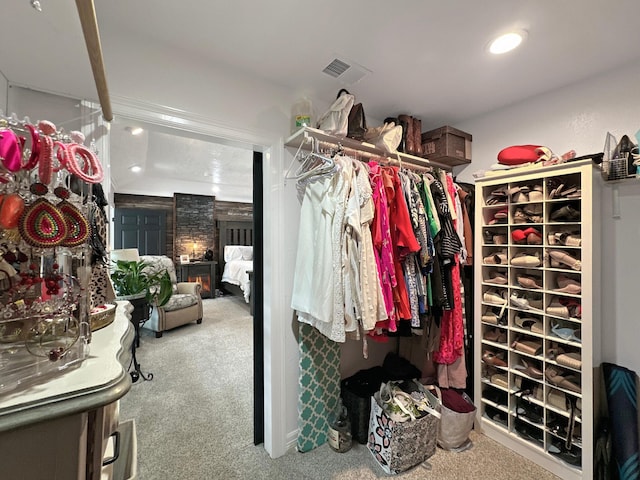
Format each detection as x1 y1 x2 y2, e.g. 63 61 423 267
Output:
322 57 371 85
322 58 351 78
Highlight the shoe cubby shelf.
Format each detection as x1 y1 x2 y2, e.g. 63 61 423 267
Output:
474 160 602 480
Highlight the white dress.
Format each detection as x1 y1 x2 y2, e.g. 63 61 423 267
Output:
292 156 352 342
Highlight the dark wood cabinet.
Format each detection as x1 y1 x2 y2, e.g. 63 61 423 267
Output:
177 261 217 298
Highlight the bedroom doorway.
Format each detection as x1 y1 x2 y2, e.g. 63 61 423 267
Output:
108 110 266 448
253 151 264 445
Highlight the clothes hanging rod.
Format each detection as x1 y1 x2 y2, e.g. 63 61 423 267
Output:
314 140 434 173
75 0 113 122
284 126 453 171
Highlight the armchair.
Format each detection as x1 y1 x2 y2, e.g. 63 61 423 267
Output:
139 255 203 337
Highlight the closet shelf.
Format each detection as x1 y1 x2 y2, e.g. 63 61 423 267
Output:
285 126 453 171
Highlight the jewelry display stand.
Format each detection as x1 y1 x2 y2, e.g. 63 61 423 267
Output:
0 115 104 396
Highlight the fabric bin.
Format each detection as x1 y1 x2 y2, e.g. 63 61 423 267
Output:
367 393 439 474
341 366 388 444
421 125 472 166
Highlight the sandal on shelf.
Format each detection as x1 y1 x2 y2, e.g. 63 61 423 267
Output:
490 373 509 388
483 328 507 343
546 300 570 319
558 185 579 198
547 345 565 361
493 234 508 245
483 251 508 265
554 275 581 294
511 292 543 311
485 270 508 285
529 185 544 201
517 274 543 289
556 352 582 370
482 306 508 325
512 337 543 356
511 252 542 267
483 230 495 244
523 203 543 217
514 358 544 380
545 367 582 394
484 289 508 305
512 208 529 224
489 208 509 224
514 316 543 333
548 250 581 271
550 321 582 343
550 205 581 222
482 350 507 367
548 231 581 247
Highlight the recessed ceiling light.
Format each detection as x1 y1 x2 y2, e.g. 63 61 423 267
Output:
126 126 144 136
489 30 526 55
130 165 142 173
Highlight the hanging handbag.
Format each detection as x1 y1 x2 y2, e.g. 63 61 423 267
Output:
316 89 355 137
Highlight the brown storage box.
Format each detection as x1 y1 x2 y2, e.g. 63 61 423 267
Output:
421 125 472 166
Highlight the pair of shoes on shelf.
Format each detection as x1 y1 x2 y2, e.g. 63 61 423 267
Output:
548 250 581 271
515 419 544 445
482 350 507 367
516 274 543 289
484 250 508 265
512 336 543 356
554 274 581 294
514 316 544 334
483 327 507 343
514 358 544 380
510 292 543 311
512 227 542 245
545 367 582 394
548 231 581 246
485 270 508 285
482 306 508 325
484 288 508 305
511 251 542 267
556 352 582 370
550 321 582 343
547 298 582 319
513 207 543 224
484 229 508 244
488 208 508 225
550 204 581 221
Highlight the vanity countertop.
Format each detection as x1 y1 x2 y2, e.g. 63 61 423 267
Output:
0 301 134 432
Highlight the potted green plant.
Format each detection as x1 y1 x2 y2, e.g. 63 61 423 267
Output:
111 259 173 307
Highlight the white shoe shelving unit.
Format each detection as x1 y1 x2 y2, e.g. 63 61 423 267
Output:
473 159 603 479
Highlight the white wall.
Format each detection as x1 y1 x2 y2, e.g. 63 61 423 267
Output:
0 71 7 113
454 62 640 373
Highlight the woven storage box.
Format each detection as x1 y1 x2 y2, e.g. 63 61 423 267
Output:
421 125 472 166
341 366 387 444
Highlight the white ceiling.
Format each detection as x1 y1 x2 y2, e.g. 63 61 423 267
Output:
1 0 640 200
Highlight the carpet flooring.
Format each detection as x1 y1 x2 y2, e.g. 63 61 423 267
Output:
120 296 560 480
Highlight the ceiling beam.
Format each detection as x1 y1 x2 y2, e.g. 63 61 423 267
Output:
75 0 113 122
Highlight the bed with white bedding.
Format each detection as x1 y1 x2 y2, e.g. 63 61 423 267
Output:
221 245 253 303
217 219 254 306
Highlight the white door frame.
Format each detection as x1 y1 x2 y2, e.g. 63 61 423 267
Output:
104 96 290 458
